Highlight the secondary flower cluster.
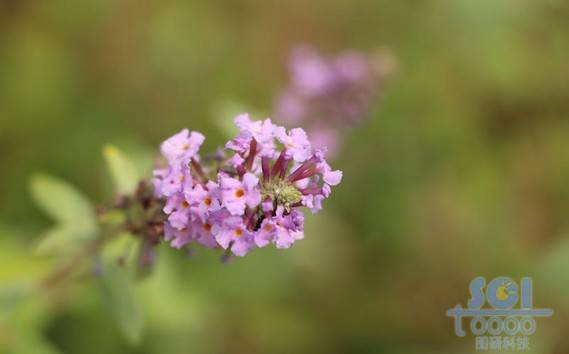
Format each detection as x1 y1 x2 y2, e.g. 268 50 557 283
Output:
275 44 395 155
152 114 342 256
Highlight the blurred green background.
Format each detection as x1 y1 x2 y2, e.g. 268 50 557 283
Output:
1 0 569 353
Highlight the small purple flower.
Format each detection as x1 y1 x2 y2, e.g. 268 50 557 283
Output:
228 153 245 168
235 115 276 146
272 208 305 249
164 222 193 249
160 129 205 163
212 216 255 256
185 181 222 222
227 114 277 158
254 207 304 249
192 219 219 248
162 193 191 229
254 218 277 248
168 209 190 230
220 173 261 216
275 127 312 163
153 166 191 197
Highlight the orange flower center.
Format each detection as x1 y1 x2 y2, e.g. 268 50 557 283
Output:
235 189 245 198
234 229 243 237
181 201 190 208
203 223 212 232
264 224 273 232
204 198 212 206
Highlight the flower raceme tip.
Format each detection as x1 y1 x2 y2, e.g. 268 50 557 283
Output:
152 114 343 256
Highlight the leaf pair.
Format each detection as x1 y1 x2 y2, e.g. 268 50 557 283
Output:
29 144 141 255
29 144 146 345
29 174 99 255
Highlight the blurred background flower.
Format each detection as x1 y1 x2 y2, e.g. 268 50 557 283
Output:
1 0 569 353
275 44 395 155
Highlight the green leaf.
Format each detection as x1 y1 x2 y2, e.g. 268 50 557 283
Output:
30 174 97 225
103 144 140 195
99 262 144 345
100 233 140 271
29 174 98 255
99 233 144 345
34 226 94 255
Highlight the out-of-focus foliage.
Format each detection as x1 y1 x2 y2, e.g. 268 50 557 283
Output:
1 0 569 353
29 174 99 255
103 145 140 195
99 233 144 345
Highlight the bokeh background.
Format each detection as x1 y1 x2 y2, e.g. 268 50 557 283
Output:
1 0 569 353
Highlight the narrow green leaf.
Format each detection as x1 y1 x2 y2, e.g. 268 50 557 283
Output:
99 233 144 345
29 174 98 255
99 263 144 345
103 144 140 194
101 233 140 272
29 174 97 226
34 226 95 255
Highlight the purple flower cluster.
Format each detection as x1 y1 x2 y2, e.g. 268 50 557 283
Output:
275 44 395 155
152 114 342 256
